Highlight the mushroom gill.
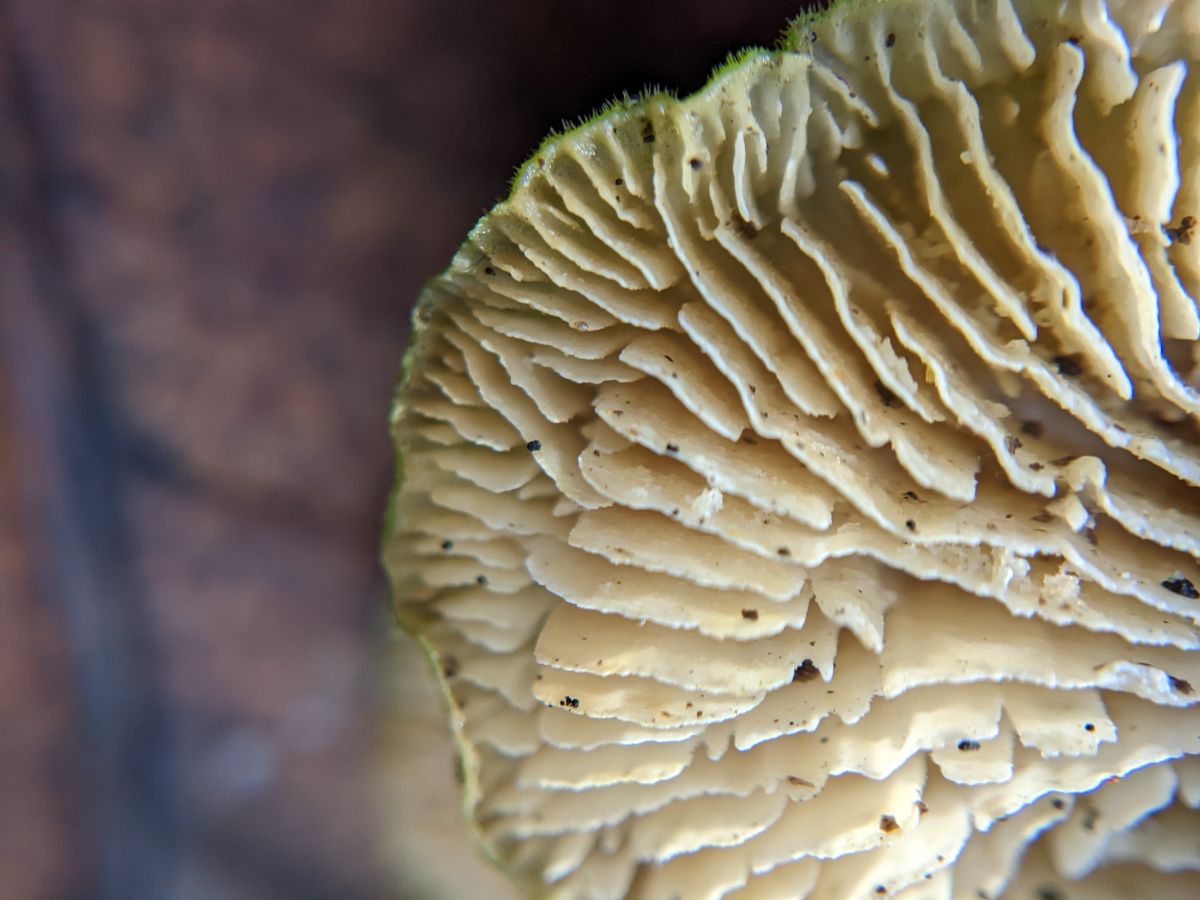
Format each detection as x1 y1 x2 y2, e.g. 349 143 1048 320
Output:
383 0 1200 896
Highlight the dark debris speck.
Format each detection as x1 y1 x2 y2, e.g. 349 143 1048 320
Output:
730 215 759 240
1165 214 1196 245
1162 576 1199 598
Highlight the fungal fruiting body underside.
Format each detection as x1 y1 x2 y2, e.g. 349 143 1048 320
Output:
385 0 1200 897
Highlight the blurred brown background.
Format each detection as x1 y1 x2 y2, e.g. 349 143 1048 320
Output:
0 2 801 898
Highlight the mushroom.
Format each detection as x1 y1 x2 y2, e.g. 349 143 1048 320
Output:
384 0 1200 896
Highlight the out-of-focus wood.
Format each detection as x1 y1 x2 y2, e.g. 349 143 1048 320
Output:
0 2 802 897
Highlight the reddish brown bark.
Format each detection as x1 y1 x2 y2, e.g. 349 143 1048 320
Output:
0 2 801 896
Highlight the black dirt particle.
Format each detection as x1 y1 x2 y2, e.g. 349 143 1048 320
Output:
730 215 759 239
1082 806 1099 831
787 775 813 787
641 121 655 144
1170 675 1194 695
885 32 896 47
441 539 454 551
777 546 791 557
874 887 887 896
1036 887 1064 900
614 177 624 186
875 379 902 408
1005 434 1023 453
1051 798 1066 810
741 609 759 621
1084 722 1095 731
526 439 542 451
484 266 496 276
905 519 917 532
957 739 982 752
1020 419 1044 437
665 443 679 453
793 659 819 682
1164 214 1196 245
476 574 488 585
1067 34 1082 45
1162 576 1199 598
1054 355 1083 376
560 695 580 709
902 490 922 502
689 157 702 170
442 656 460 678
879 814 900 833
1029 462 1045 471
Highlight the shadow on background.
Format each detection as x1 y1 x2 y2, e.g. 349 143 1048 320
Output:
0 2 806 897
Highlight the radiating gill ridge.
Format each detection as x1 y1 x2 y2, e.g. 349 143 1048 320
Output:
385 1 1200 897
